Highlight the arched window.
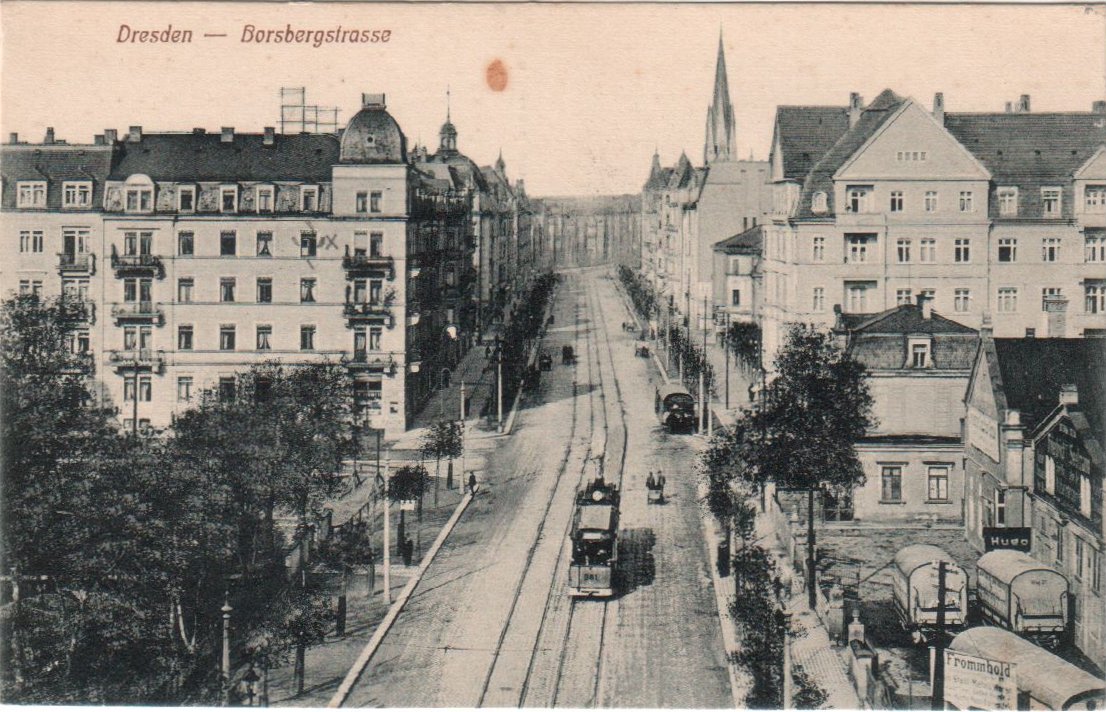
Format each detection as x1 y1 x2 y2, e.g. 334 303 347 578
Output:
124 174 154 213
812 191 828 214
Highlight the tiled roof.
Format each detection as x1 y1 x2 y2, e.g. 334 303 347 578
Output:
773 106 850 180
944 112 1106 219
713 224 762 254
840 303 978 371
849 303 977 335
1 144 114 210
796 89 905 219
107 133 340 182
992 338 1106 436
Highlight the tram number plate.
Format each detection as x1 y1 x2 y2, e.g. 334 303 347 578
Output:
581 569 607 584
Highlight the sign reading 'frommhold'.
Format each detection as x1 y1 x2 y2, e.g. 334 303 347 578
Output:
943 650 1018 711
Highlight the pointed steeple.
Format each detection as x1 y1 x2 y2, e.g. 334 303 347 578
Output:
495 149 506 175
704 30 737 165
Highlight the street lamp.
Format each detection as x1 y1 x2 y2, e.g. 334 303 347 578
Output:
221 595 233 706
782 607 793 709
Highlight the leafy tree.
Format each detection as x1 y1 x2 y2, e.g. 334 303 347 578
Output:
316 520 374 637
734 323 873 608
246 587 331 698
420 420 463 504
726 321 762 374
388 465 430 556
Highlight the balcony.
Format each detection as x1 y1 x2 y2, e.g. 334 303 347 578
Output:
341 351 396 374
57 253 96 275
112 301 164 325
109 348 166 373
342 251 395 279
343 301 395 328
111 251 164 278
58 299 96 324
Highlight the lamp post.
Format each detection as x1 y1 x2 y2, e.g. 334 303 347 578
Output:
221 595 233 706
782 608 793 710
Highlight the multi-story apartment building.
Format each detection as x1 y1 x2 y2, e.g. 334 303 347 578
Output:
763 90 1106 365
711 224 762 324
1 93 481 441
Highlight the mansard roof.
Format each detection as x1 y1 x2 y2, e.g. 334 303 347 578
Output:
772 106 850 181
713 224 762 254
108 132 340 182
837 303 978 371
2 144 114 209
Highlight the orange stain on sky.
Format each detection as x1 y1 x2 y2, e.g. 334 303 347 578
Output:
486 59 508 92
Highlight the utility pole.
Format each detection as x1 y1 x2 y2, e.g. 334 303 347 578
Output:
931 560 948 711
132 366 139 436
221 595 233 706
496 338 504 431
724 312 730 409
702 295 708 433
382 459 391 604
782 608 793 709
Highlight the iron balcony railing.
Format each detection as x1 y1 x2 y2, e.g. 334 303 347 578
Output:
112 301 164 324
58 253 96 274
109 348 166 372
111 252 164 276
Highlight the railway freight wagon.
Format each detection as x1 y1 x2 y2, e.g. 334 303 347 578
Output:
976 549 1070 647
568 480 620 597
949 627 1105 710
891 544 968 641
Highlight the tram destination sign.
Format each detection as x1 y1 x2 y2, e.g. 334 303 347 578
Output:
942 650 1017 711
982 527 1032 552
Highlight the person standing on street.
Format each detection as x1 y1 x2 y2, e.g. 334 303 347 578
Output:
468 471 477 496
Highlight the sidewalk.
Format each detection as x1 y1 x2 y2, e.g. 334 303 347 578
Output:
409 341 496 432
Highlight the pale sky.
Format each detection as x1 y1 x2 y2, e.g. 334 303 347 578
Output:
2 2 1104 196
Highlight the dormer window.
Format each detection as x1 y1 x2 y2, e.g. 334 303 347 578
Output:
908 337 932 368
1042 187 1062 217
812 191 828 214
998 187 1018 217
220 185 238 213
62 181 92 208
301 185 319 212
845 185 872 214
256 185 274 213
123 175 154 213
178 185 195 213
17 181 47 208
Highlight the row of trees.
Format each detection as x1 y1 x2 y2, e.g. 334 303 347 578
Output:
700 322 874 706
0 293 376 703
483 273 560 418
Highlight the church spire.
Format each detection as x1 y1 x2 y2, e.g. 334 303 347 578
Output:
704 30 737 165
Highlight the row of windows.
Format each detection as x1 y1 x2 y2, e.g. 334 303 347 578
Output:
878 464 952 504
15 181 92 209
170 323 383 352
809 235 1104 264
804 282 1106 314
165 375 388 406
166 276 388 304
827 185 1074 217
1037 512 1103 592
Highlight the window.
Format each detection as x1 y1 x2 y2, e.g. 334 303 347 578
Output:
300 278 316 303
178 231 194 256
959 191 974 212
1080 474 1092 519
896 288 913 305
954 239 971 263
1085 185 1106 212
1086 281 1106 314
76 331 90 354
370 232 384 257
123 278 138 302
300 232 317 257
369 326 383 351
731 289 741 306
996 489 1006 526
1041 187 1061 217
1056 526 1065 562
846 283 870 313
890 191 904 212
353 328 367 356
177 278 194 303
300 185 318 212
300 325 316 351
256 185 274 213
123 378 135 403
123 231 137 256
846 235 871 263
845 186 872 214
918 238 936 263
125 185 153 213
63 181 92 208
954 288 971 313
178 325 193 350
911 341 931 368
370 191 383 213
1041 287 1062 310
809 236 826 263
19 230 44 253
998 238 1017 262
1086 234 1105 263
896 151 927 162
812 287 825 312
896 239 911 263
924 191 938 212
219 325 236 351
256 325 272 351
220 231 237 256
178 186 195 213
257 278 272 303
256 231 273 257
1044 454 1056 494
62 227 89 256
997 287 1018 313
998 187 1018 217
218 377 236 403
1042 237 1061 262
356 191 368 213
927 467 950 501
220 278 236 303
920 288 935 304
1092 549 1102 593
369 279 383 304
220 185 238 213
17 181 48 208
812 192 828 214
881 466 903 503
177 376 193 402
352 279 367 304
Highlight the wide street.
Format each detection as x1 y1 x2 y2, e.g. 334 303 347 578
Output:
339 268 732 708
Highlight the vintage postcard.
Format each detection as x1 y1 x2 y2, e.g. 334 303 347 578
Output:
1 1 1104 708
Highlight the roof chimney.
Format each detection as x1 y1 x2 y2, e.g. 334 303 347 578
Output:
127 126 142 143
932 92 945 124
1004 102 1013 113
980 312 993 338
1094 100 1106 114
362 93 386 109
192 127 206 135
263 126 275 146
93 135 105 146
848 93 864 128
1018 94 1031 113
104 129 118 144
1059 384 1079 406
8 132 17 144
220 127 234 143
44 127 55 145
916 293 933 320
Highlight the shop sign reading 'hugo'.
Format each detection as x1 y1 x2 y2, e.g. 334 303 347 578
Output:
942 650 1018 711
982 527 1032 552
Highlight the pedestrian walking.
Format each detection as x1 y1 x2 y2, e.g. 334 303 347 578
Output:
468 471 477 495
646 471 656 490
